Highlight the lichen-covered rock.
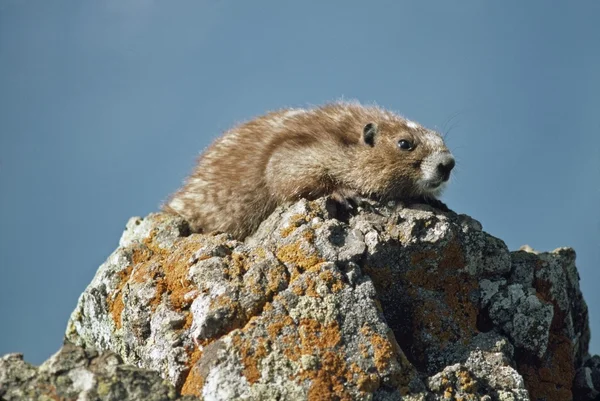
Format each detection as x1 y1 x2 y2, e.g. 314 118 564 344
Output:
426 332 528 400
49 197 594 400
65 208 425 399
573 355 600 400
0 342 198 401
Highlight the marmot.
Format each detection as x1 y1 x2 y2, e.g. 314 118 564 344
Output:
164 102 455 239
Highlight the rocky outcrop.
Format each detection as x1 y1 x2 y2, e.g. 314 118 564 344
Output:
0 342 198 401
1 197 597 400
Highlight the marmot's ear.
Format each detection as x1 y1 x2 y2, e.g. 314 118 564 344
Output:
363 123 377 147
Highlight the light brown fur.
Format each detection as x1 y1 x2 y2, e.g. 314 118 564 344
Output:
164 102 454 239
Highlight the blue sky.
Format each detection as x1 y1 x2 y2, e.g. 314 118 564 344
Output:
1 1 599 364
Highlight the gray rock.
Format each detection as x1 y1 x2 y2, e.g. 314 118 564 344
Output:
3 197 596 400
0 342 198 401
573 355 600 401
486 283 554 357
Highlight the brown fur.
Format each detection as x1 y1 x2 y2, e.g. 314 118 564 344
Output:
164 102 453 239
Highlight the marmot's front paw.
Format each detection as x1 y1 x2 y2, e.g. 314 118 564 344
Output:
331 190 362 211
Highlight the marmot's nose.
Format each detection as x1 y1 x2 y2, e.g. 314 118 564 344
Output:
437 156 455 181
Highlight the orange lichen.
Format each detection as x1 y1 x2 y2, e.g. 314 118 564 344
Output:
267 315 295 338
292 268 344 298
280 214 309 238
228 252 249 279
385 238 479 371
224 292 405 400
298 319 341 351
318 270 344 293
438 239 466 270
303 229 316 243
404 288 474 350
231 332 269 384
291 282 306 297
293 321 381 400
124 229 201 314
130 247 154 283
266 263 289 295
275 241 323 278
359 343 369 358
305 351 352 401
181 310 194 331
258 311 357 399
107 228 229 397
360 325 403 374
370 332 394 371
515 266 576 400
240 258 288 300
347 362 380 393
180 346 204 396
518 333 575 400
405 239 477 340
107 265 133 330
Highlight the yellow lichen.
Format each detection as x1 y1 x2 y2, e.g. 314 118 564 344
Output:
280 214 309 238
403 238 478 351
275 241 323 278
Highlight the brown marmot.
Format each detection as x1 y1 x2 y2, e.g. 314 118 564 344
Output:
164 102 455 239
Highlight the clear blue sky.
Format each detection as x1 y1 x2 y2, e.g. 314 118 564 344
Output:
1 1 599 364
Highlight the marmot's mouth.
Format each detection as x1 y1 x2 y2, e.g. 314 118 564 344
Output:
424 179 443 189
417 179 446 198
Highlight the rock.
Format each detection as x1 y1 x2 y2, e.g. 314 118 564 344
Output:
574 355 600 401
0 342 198 401
2 197 597 400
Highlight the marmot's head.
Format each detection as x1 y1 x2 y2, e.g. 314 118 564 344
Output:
359 117 455 199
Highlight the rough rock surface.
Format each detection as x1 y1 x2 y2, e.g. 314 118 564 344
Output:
2 197 597 400
0 342 199 401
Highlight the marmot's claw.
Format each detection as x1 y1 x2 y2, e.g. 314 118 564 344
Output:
331 191 363 211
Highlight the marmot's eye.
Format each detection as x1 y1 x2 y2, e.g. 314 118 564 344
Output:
398 139 413 150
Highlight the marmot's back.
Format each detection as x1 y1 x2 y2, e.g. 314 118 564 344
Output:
164 102 455 239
